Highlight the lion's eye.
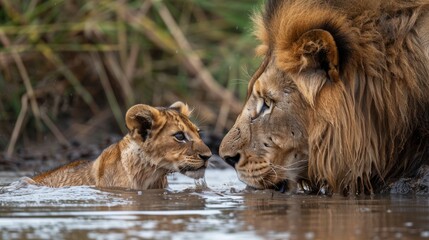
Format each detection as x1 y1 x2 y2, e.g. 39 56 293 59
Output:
260 98 270 114
173 131 186 142
252 97 271 121
257 98 270 116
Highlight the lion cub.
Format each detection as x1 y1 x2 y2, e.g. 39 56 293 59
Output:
31 102 212 190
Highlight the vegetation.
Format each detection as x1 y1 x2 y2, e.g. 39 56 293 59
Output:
0 0 262 162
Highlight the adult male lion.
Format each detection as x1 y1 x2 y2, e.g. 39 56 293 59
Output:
219 0 429 194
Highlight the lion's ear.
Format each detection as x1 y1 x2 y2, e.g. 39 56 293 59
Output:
169 101 192 117
277 29 340 106
125 104 160 141
294 29 339 82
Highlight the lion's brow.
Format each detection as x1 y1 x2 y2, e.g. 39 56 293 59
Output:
248 55 270 100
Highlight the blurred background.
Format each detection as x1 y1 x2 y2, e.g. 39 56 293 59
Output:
0 0 262 170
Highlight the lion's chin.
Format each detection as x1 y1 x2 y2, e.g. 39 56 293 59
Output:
239 173 288 192
243 180 289 192
181 167 206 179
238 177 267 190
274 180 289 193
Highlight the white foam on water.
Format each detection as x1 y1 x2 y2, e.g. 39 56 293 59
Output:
0 169 243 208
0 177 131 207
6 210 221 217
168 169 245 192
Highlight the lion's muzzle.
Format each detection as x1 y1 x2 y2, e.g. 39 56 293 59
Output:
219 125 245 168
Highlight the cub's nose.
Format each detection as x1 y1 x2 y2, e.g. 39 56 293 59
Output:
198 154 212 162
224 154 240 168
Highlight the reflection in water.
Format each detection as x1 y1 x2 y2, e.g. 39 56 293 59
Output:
0 169 429 239
239 193 429 239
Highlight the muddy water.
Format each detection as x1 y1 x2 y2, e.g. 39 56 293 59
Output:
1 169 429 240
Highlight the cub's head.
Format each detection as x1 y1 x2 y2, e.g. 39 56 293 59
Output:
125 101 212 179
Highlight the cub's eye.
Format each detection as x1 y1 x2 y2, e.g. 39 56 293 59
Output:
173 131 186 142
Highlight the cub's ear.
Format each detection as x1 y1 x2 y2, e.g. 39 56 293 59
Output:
125 104 160 141
277 29 340 106
169 101 192 117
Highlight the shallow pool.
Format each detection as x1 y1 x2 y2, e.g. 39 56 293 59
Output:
1 169 428 240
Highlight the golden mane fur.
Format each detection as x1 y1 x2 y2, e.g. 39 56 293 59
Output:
220 0 429 194
32 102 212 190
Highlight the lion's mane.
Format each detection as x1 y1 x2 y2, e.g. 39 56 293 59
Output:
257 0 429 193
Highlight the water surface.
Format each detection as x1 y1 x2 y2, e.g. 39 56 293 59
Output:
1 169 428 240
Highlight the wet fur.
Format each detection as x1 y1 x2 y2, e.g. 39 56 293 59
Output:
32 102 212 190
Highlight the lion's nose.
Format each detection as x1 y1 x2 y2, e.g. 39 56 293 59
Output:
198 154 212 162
224 154 240 168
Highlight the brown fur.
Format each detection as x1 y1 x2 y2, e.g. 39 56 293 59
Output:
220 0 429 194
32 102 212 189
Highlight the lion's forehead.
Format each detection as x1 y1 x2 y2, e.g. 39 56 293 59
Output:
252 63 294 99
